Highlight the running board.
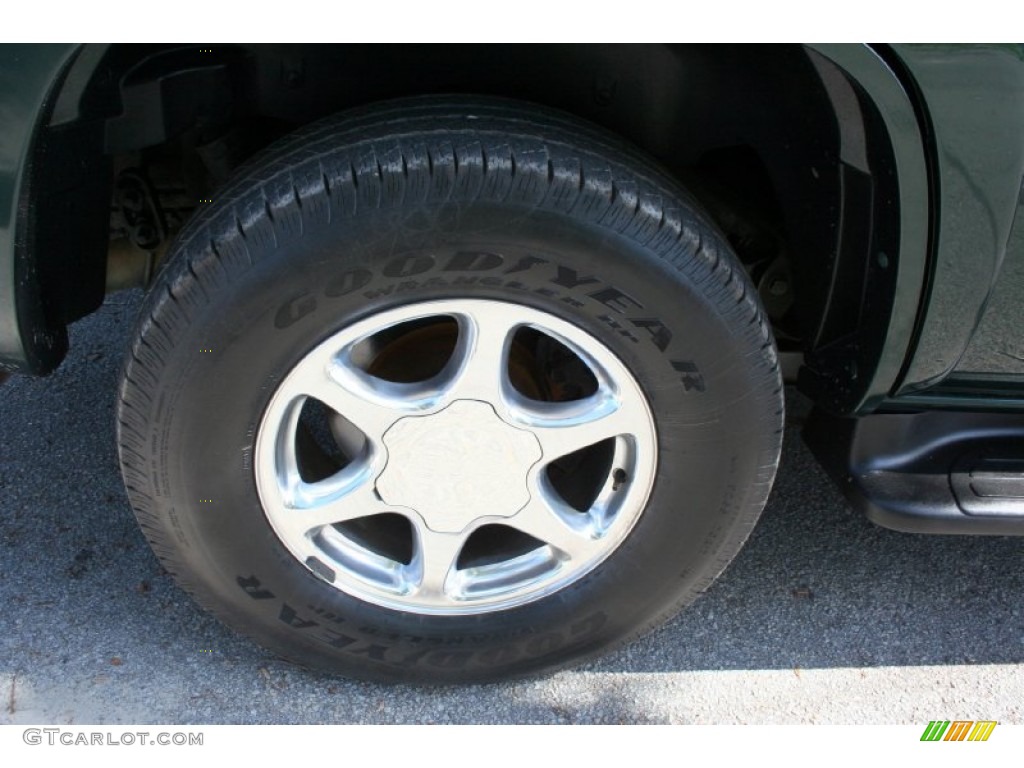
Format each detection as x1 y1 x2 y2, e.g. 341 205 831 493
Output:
803 409 1024 535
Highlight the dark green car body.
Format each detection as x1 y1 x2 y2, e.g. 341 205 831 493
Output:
2 43 1024 534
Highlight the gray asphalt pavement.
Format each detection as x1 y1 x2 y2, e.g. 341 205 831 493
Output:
1 292 1022 724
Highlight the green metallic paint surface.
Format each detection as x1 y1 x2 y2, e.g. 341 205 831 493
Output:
951 178 1024 376
0 43 77 371
890 44 1024 394
809 44 1024 412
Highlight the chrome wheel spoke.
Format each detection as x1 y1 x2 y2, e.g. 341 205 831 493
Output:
508 483 597 560
272 468 385 540
298 362 409 443
409 521 469 600
442 305 517 404
525 393 637 460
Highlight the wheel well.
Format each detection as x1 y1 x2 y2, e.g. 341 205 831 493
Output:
31 43 900 413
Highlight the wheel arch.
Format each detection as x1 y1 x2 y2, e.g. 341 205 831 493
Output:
9 43 927 418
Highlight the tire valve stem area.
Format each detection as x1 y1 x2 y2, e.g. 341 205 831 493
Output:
612 469 629 491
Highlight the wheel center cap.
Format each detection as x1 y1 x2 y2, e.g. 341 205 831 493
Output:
376 400 542 533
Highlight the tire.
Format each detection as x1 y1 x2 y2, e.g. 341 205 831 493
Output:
117 97 783 683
